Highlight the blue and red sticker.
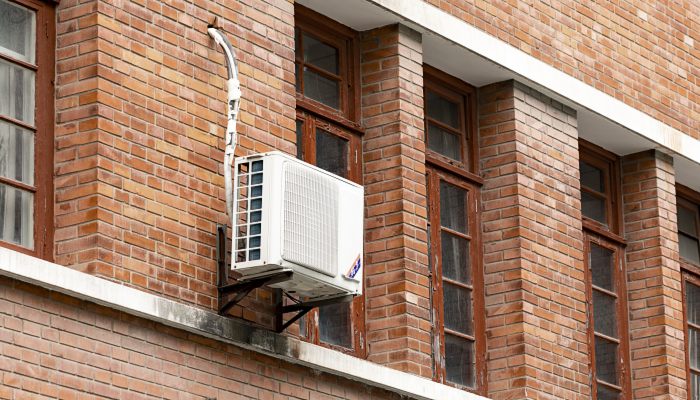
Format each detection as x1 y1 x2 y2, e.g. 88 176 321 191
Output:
345 255 362 280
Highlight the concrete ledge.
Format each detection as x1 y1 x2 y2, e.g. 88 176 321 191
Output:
366 0 700 165
0 248 486 400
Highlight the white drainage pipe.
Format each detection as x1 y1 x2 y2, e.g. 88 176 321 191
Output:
207 27 241 218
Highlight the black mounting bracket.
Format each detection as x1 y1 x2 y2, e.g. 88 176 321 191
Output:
275 293 354 333
216 224 356 333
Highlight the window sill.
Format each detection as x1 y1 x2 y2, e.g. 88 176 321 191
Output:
0 247 486 400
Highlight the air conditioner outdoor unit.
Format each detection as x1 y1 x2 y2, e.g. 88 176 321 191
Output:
231 151 363 300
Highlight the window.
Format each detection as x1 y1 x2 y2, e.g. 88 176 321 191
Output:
684 273 700 399
579 143 620 234
0 0 53 258
679 186 700 399
579 141 630 399
294 5 364 355
424 66 478 175
425 67 485 393
677 188 700 266
295 5 359 124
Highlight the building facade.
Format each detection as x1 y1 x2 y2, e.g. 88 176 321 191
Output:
1 0 700 399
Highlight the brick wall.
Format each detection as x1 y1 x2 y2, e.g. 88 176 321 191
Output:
622 150 687 399
0 276 399 400
425 0 700 141
54 0 296 321
360 24 432 377
478 81 589 399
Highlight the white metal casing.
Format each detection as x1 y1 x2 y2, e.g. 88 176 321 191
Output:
232 151 363 300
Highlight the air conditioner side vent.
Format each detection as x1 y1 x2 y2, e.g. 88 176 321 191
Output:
282 161 338 277
233 159 264 264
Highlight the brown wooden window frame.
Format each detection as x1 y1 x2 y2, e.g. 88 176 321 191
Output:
583 233 631 399
677 185 700 267
579 141 631 399
293 4 365 357
682 268 700 399
0 0 54 260
579 140 622 239
425 67 485 394
295 5 360 129
424 65 480 180
679 185 700 399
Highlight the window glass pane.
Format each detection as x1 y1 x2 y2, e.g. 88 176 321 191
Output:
440 232 470 284
596 385 620 400
0 120 33 185
302 34 338 74
691 372 700 400
0 0 35 64
296 120 303 160
443 283 473 335
582 191 607 225
580 161 604 193
595 336 619 385
690 327 700 370
678 205 698 237
319 301 352 348
0 183 32 248
688 282 700 326
427 123 461 161
444 334 475 388
315 129 348 178
681 233 700 265
439 181 467 233
590 243 615 291
0 59 35 125
295 63 300 93
426 90 459 129
303 68 339 109
593 290 617 338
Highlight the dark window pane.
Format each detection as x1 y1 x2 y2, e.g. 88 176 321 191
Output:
687 282 700 325
316 129 348 178
690 327 700 370
295 63 301 93
597 385 620 400
303 68 339 109
580 161 604 192
426 90 459 129
303 34 338 74
0 58 35 125
0 183 32 248
443 283 473 335
299 315 307 338
441 232 470 284
593 290 617 338
0 0 35 64
0 120 33 185
595 336 618 385
296 120 303 160
439 181 467 233
681 233 700 265
319 302 352 348
678 205 698 236
427 123 461 161
444 334 475 388
590 243 615 291
691 372 700 400
582 191 607 225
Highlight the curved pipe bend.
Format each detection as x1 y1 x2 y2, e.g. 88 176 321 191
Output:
208 27 241 218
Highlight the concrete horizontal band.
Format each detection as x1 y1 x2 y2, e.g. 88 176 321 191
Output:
0 247 486 400
368 0 700 165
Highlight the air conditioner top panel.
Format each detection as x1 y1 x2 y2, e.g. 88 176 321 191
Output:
236 151 363 189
